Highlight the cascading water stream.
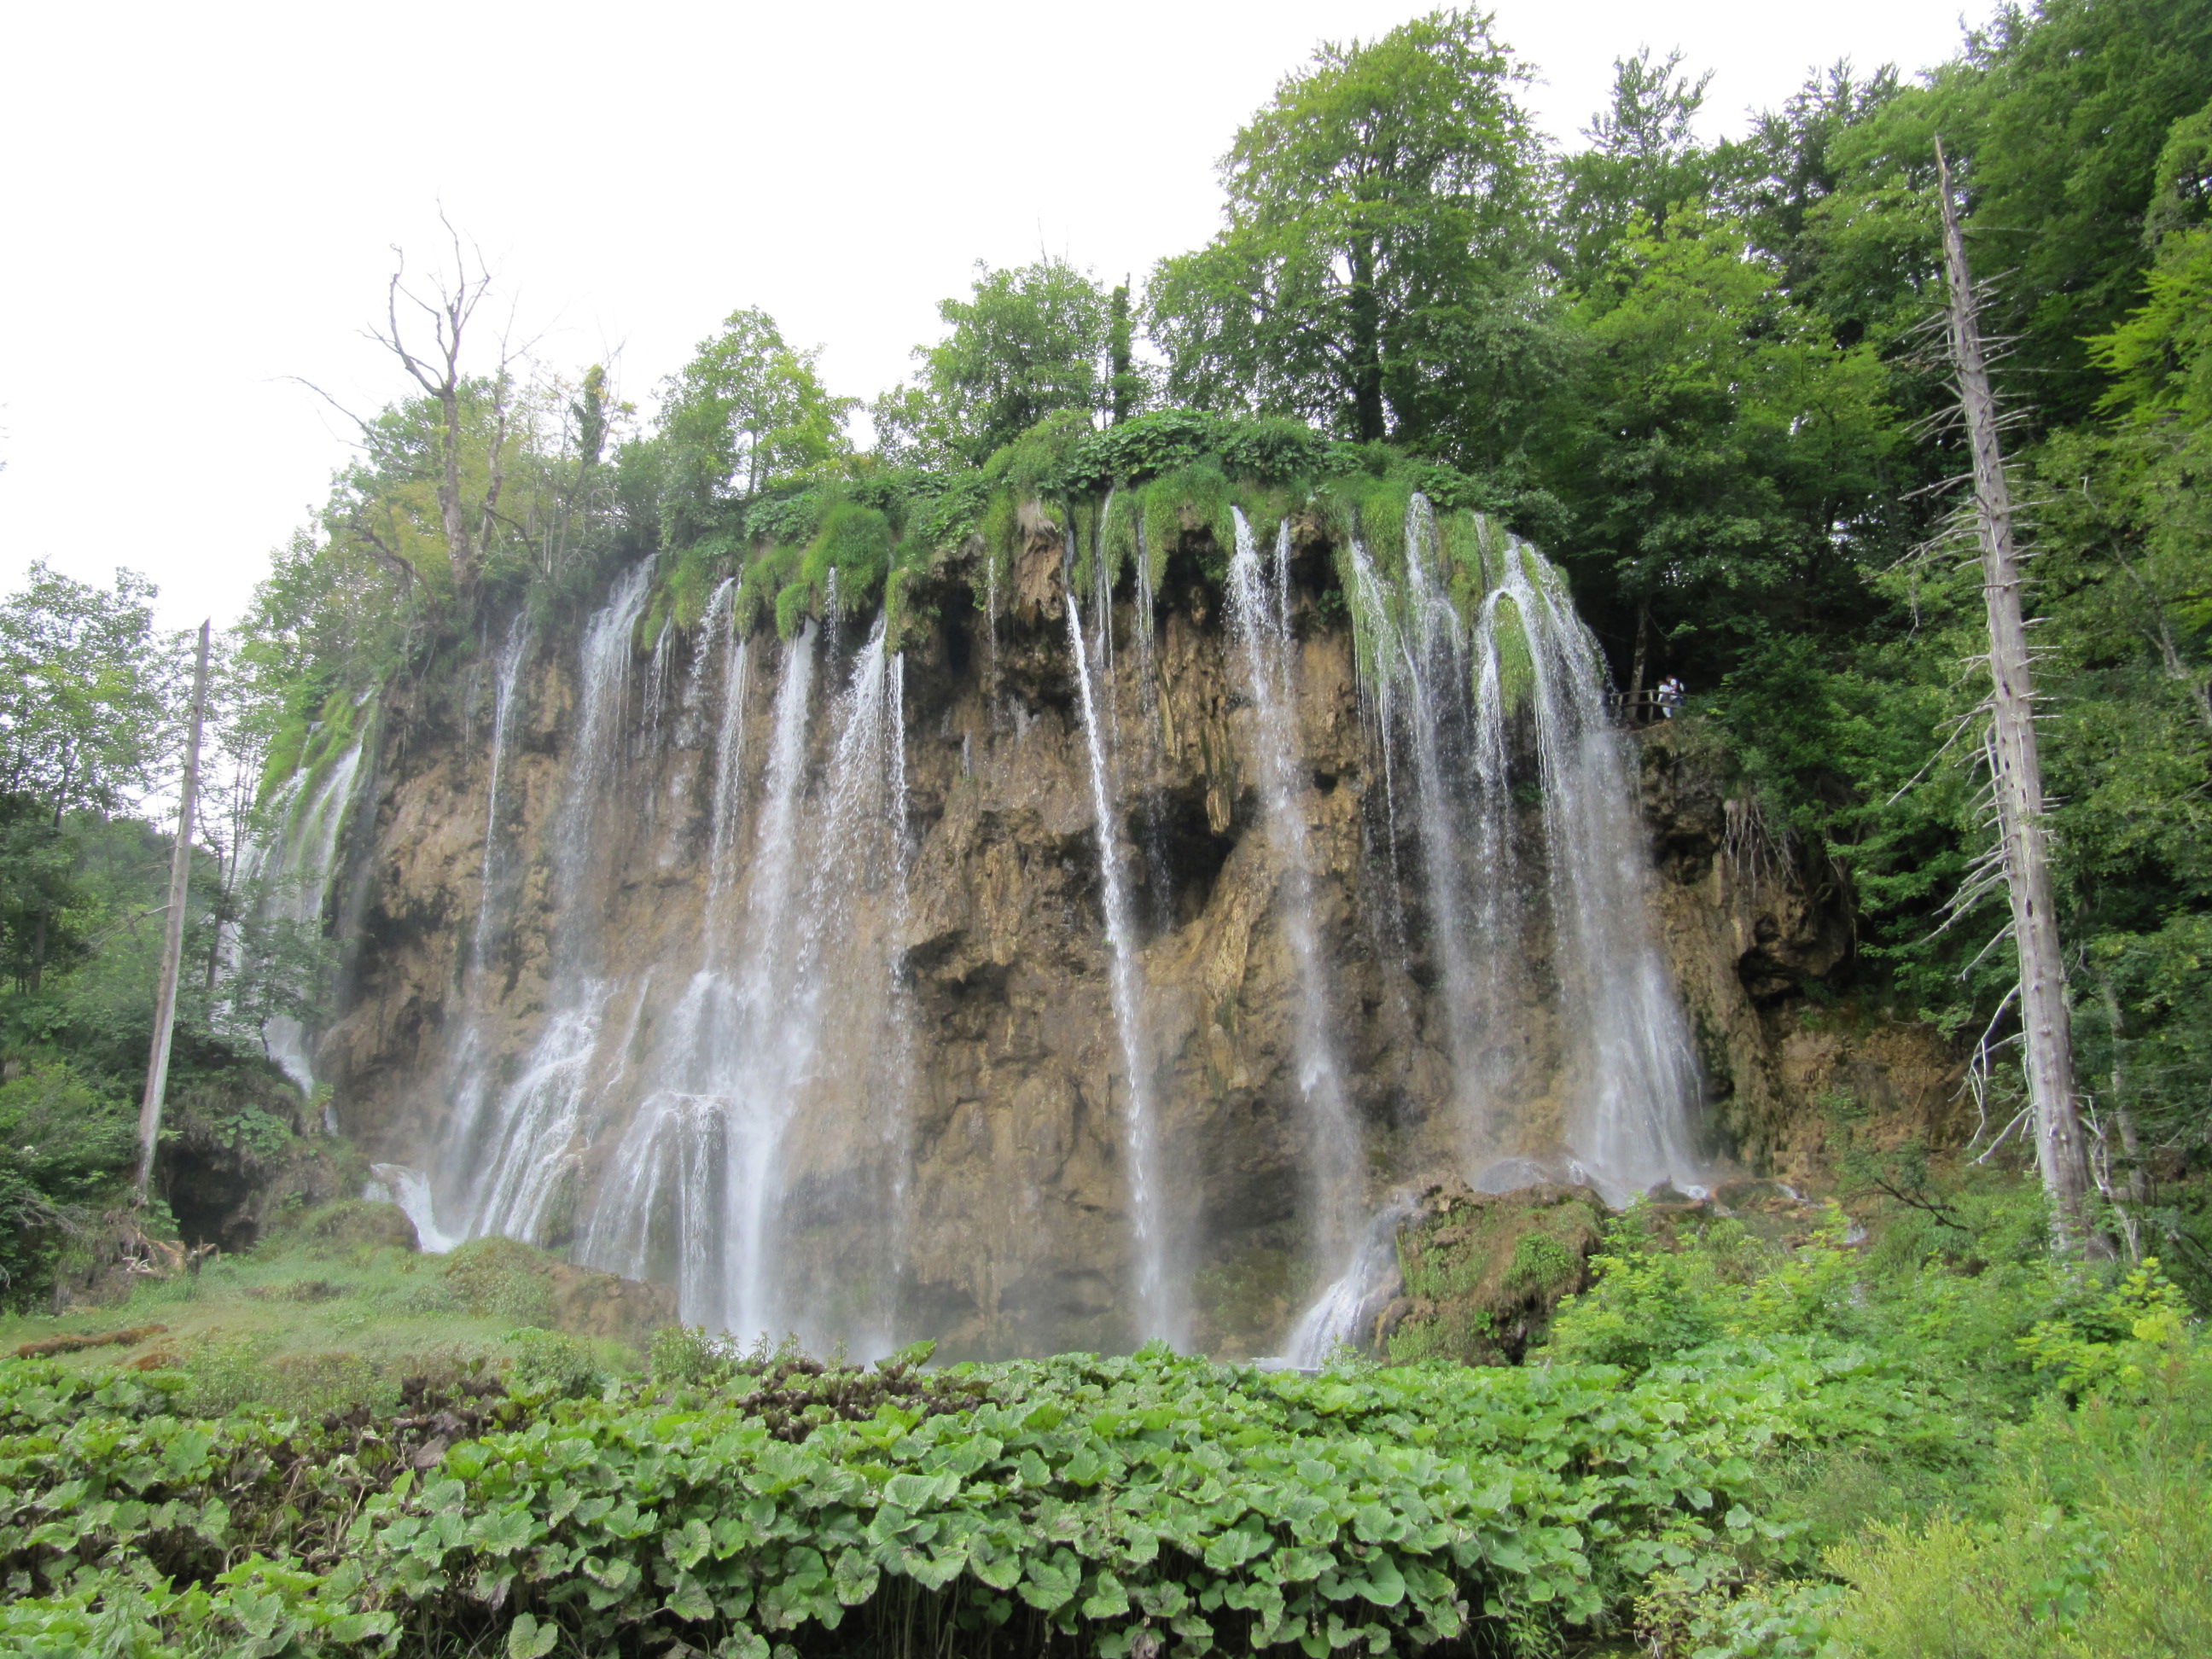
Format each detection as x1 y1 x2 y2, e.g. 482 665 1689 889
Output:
253 736 368 1091
1349 497 1703 1204
1479 548 1702 1199
1225 511 1364 1309
445 560 654 1243
579 617 912 1343
1065 565 1180 1348
1283 1194 1417 1365
383 618 536 1241
470 618 530 967
579 620 817 1334
1347 538 1489 1126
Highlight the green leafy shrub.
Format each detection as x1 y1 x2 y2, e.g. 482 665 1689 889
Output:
2017 1256 2201 1399
435 1236 557 1326
504 1328 611 1400
0 1061 134 1302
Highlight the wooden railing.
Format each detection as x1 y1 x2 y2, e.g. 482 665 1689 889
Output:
1608 690 1686 726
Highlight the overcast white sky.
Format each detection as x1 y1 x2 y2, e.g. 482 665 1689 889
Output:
0 0 1981 633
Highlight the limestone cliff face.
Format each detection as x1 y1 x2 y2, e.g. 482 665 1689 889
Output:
1637 724 1964 1173
313 526 1952 1360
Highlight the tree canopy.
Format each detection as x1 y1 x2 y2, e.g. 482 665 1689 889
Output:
1148 9 1550 456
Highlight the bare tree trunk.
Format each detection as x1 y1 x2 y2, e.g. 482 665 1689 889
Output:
2095 972 2151 1208
1347 237 1386 443
1935 140 2099 1254
1627 596 1652 714
134 622 212 1198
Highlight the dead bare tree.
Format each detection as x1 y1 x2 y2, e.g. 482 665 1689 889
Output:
134 622 212 1198
1934 137 2099 1254
368 212 524 597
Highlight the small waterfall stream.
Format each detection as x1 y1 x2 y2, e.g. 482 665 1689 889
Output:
1065 570 1179 1347
447 560 654 1243
1484 547 1703 1197
1348 500 1703 1205
470 617 530 965
248 736 368 1092
1225 510 1363 1291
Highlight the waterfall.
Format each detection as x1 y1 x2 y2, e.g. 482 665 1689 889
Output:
1065 568 1180 1348
1131 513 1172 925
1284 1194 1417 1365
1350 498 1703 1206
363 492 1703 1360
250 736 368 1091
702 577 750 921
471 617 530 969
364 1162 458 1252
1225 510 1363 1286
1481 548 1703 1200
443 561 654 1243
399 618 534 1227
579 617 911 1344
565 618 819 1332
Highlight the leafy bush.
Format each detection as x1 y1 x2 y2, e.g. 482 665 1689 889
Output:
435 1235 558 1326
503 1327 612 1400
0 1060 134 1303
0 1341 1873 1656
2017 1257 2201 1399
1820 1371 2212 1658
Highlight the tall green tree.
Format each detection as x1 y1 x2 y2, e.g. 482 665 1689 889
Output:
0 564 173 827
1147 8 1550 455
1732 62 1903 306
1544 214 1894 686
1950 0 2212 425
1554 49 1720 287
873 258 1110 468
659 309 853 542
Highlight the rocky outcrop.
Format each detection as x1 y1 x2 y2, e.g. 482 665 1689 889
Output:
1377 1179 1608 1365
1638 721 1965 1175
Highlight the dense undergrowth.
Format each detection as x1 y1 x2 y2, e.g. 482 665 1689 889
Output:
0 1175 2204 1659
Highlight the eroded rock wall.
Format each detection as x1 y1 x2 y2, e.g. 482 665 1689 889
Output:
1638 723 1965 1175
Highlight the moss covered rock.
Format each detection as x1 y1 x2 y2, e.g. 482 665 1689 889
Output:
437 1235 675 1348
1381 1179 1606 1365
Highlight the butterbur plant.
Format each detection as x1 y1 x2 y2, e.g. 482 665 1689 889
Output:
0 1344 1851 1657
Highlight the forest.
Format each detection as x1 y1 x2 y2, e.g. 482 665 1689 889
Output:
2 0 2209 1654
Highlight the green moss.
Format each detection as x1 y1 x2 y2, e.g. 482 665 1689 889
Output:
1357 475 1418 577
774 579 812 640
1505 1231 1580 1295
1490 592 1535 714
439 1235 561 1326
1440 509 1499 608
1100 487 1140 595
1230 481 1299 551
977 491 1019 613
665 533 738 630
736 543 798 632
637 585 673 654
257 708 311 803
882 562 929 652
1386 1184 1605 1365
800 502 894 609
1141 461 1233 572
